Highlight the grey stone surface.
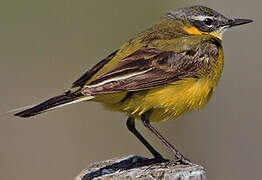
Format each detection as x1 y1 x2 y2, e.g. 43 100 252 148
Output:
75 156 206 180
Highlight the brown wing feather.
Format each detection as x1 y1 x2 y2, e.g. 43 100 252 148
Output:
82 41 219 96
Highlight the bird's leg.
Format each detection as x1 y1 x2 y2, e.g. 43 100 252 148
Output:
126 116 167 162
141 111 192 165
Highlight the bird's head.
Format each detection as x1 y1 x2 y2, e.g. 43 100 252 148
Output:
165 5 253 39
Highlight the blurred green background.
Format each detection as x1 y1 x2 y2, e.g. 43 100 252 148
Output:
0 0 261 180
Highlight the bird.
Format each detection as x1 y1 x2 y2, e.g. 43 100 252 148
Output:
14 5 252 164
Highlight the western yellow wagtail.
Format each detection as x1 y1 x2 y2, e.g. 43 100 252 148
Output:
15 5 252 164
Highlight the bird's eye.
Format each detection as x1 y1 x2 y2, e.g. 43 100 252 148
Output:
203 18 213 26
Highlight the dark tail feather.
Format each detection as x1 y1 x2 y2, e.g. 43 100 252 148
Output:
14 91 87 118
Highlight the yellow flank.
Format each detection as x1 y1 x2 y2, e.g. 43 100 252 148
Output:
93 92 127 104
183 26 202 35
146 78 214 122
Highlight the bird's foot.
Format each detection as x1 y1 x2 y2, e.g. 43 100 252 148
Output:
173 156 193 165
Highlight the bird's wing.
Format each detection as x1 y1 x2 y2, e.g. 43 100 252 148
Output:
82 41 219 96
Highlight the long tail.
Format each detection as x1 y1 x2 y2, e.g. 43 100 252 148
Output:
14 91 94 118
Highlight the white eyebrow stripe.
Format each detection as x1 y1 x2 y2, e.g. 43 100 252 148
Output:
191 15 214 21
86 69 151 88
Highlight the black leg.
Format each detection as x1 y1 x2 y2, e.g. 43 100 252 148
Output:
141 111 191 165
126 116 166 161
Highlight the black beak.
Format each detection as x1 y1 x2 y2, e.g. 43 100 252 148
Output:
228 18 253 27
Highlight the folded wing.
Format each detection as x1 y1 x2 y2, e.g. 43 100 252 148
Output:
82 45 212 96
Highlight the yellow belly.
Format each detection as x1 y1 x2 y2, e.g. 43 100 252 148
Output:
94 77 217 122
